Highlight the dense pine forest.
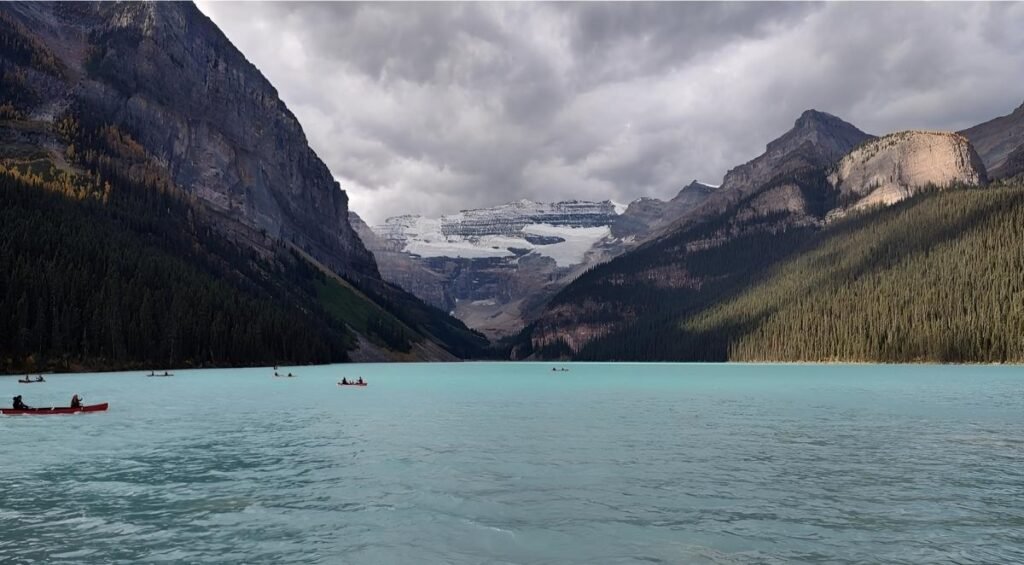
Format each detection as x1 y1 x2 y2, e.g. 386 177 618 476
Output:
0 163 347 370
557 180 1024 362
0 113 487 372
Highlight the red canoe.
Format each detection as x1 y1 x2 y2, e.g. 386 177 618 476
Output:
1 402 108 416
338 382 368 387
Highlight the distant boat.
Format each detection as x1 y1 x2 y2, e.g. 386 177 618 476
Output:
146 371 173 377
18 375 45 383
338 381 367 387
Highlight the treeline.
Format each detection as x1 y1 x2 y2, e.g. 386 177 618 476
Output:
0 109 489 370
685 181 1024 362
569 180 1024 362
0 166 354 371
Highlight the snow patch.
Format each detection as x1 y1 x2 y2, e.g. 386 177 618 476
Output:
373 199 617 267
521 224 611 266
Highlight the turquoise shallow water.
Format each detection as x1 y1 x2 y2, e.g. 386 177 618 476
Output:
1 362 1022 564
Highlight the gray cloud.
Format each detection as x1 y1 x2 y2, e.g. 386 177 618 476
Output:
197 1 1024 224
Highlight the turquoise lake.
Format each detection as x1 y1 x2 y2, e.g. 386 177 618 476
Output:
1 362 1022 564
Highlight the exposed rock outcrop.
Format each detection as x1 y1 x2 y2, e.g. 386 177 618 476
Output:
830 131 987 212
658 110 874 237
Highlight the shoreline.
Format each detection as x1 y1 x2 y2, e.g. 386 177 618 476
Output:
3 358 1022 378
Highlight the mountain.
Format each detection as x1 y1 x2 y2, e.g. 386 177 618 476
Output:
361 188 726 339
573 179 1024 362
674 110 874 229
516 111 993 359
363 200 623 338
961 100 1024 179
0 2 486 369
610 180 717 239
829 131 987 213
517 110 872 357
2 2 375 279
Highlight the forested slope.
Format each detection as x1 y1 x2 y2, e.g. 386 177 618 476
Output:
567 180 1024 362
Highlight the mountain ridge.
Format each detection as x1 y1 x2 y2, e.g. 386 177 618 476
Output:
517 108 994 359
0 1 488 366
961 99 1024 179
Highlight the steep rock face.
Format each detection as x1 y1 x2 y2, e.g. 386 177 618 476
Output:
350 211 450 309
830 131 987 212
522 110 874 358
961 101 1024 179
1 2 377 280
658 110 874 238
721 110 871 196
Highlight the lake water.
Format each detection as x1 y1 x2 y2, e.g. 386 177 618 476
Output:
1 363 1022 564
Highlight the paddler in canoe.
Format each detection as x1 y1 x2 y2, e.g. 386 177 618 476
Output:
70 394 82 408
12 395 29 410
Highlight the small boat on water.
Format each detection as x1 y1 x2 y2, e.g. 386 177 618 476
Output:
17 376 45 383
338 381 367 387
146 372 173 377
2 402 108 416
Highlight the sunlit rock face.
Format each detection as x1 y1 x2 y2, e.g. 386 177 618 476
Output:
830 131 987 213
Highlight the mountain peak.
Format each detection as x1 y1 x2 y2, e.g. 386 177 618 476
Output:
793 109 856 132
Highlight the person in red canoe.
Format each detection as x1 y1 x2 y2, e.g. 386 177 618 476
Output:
70 394 82 408
341 377 349 385
357 377 364 385
12 395 29 410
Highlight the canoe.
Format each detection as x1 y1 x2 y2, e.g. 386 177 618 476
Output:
17 379 45 383
338 382 367 387
2 402 108 416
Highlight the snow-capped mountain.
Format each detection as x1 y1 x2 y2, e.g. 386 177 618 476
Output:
357 190 715 338
375 200 618 266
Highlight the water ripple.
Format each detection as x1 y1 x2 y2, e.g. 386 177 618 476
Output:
1 363 1022 564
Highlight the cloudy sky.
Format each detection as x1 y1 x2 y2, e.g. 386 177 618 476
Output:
197 1 1024 224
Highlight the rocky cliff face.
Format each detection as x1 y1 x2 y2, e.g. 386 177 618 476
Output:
721 110 872 196
350 211 450 309
961 101 1024 179
655 110 874 239
0 1 377 280
521 111 877 357
522 113 999 359
829 131 987 212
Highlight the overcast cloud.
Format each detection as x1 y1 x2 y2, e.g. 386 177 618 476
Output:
196 1 1024 224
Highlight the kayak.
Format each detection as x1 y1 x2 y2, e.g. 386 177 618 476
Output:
2 402 108 416
17 379 45 383
338 382 367 387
